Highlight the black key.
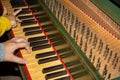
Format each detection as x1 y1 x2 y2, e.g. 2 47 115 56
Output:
37 17 50 23
57 48 71 53
53 40 66 46
36 51 55 59
10 0 24 3
10 0 26 8
69 65 83 73
49 34 62 39
30 40 48 47
42 25 55 31
60 52 73 59
44 26 56 32
25 30 42 36
42 64 63 73
18 8 30 15
44 25 56 29
26 0 38 5
65 60 80 67
38 56 58 64
28 36 46 42
23 26 40 32
18 10 45 19
31 6 43 12
45 70 67 79
72 71 88 79
11 3 26 8
21 19 36 26
50 36 64 42
35 13 46 18
42 24 54 29
48 33 60 38
55 76 71 80
32 44 51 51
18 15 33 20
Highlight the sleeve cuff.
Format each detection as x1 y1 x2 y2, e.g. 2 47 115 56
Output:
0 43 5 61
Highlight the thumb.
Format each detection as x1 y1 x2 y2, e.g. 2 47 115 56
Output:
11 55 28 64
13 8 22 16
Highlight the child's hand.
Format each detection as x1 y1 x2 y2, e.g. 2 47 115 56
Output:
3 37 31 64
6 8 22 28
2 6 7 16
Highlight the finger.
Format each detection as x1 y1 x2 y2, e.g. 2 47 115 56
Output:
14 37 27 43
13 8 22 16
16 42 28 49
16 17 22 22
12 37 27 43
11 21 17 28
25 45 31 53
3 6 7 16
15 42 31 53
12 37 31 53
11 55 28 64
12 24 17 28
